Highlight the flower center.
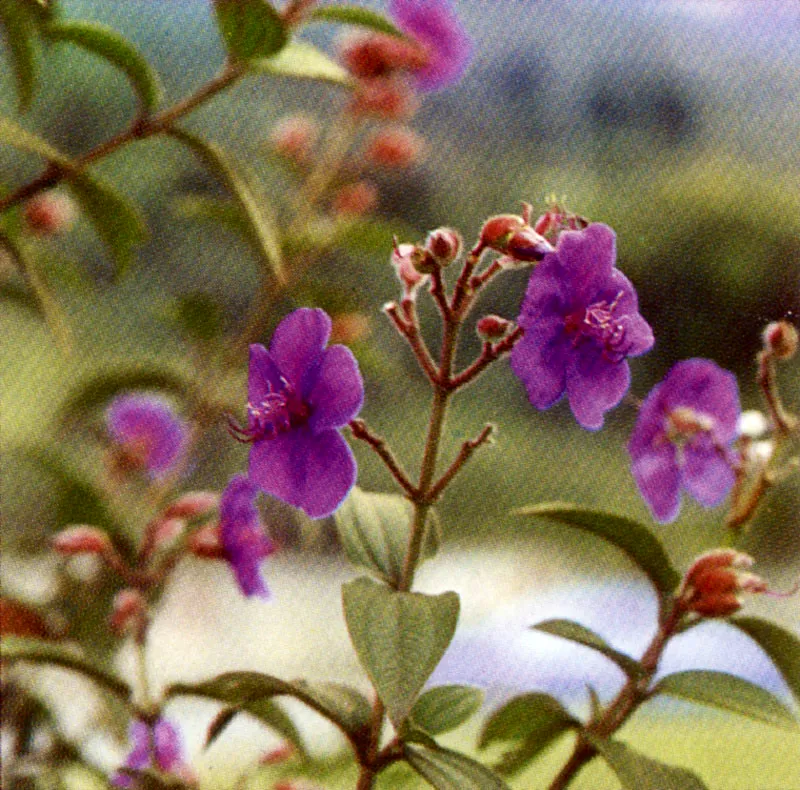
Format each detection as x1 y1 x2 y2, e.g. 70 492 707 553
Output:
228 378 310 443
564 291 627 359
665 406 715 446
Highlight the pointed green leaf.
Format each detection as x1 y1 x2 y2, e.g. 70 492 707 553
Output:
478 692 578 776
0 0 40 111
730 616 800 708
0 115 69 163
532 619 642 678
651 670 798 730
212 0 287 61
45 21 164 112
404 743 511 790
409 685 484 736
307 6 404 37
205 699 303 754
2 636 131 703
342 577 459 728
515 503 680 600
586 735 708 790
252 40 351 85
168 128 284 284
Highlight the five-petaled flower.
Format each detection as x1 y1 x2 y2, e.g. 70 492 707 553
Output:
510 223 654 430
219 475 275 598
113 717 194 788
628 358 740 523
230 308 364 519
105 393 188 480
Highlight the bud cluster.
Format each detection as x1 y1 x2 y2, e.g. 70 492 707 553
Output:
390 227 461 299
478 205 554 267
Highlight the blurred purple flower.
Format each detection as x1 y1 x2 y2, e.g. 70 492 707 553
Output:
219 475 275 598
389 0 472 91
628 358 740 523
230 308 364 519
113 718 192 788
510 223 654 430
106 393 188 479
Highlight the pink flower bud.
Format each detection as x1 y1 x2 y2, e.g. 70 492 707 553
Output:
338 31 428 80
391 241 428 294
364 127 425 168
331 181 379 217
762 320 798 360
260 742 295 765
52 526 111 556
149 517 187 552
187 524 226 559
109 589 147 636
163 491 220 520
425 227 461 265
479 214 553 263
476 315 513 341
23 192 76 236
270 115 319 165
348 77 419 120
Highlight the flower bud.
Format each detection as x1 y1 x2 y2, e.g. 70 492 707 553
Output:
187 524 226 559
260 742 295 765
476 315 513 341
762 320 798 360
331 181 378 217
109 588 147 637
364 127 425 168
148 517 187 553
163 491 219 521
348 77 419 120
338 31 427 80
23 192 76 236
391 241 428 294
52 526 112 556
425 227 461 265
269 115 319 165
478 214 553 263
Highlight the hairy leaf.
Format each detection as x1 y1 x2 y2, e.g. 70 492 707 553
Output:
409 685 484 736
404 743 511 790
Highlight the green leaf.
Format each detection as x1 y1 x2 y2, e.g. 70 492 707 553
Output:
514 503 680 601
342 577 459 728
2 636 131 703
164 292 224 343
205 698 303 754
478 692 578 776
730 616 800 708
409 685 484 736
0 115 69 163
586 735 708 790
307 5 404 37
172 194 248 234
404 743 511 790
531 619 642 678
651 670 799 730
212 0 288 61
251 40 351 85
168 128 284 284
0 0 40 111
45 20 164 112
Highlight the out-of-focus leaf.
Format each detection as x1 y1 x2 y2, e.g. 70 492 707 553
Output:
45 20 164 112
172 194 247 234
212 0 287 61
514 503 680 601
409 685 483 736
730 617 800 708
168 128 284 284
0 0 40 111
342 577 459 728
2 636 131 703
531 619 642 678
478 692 578 776
163 292 224 343
586 735 708 789
204 699 301 754
252 40 351 85
651 670 799 730
0 115 68 162
307 5 404 37
404 743 511 790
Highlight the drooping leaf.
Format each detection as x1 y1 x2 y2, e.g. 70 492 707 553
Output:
168 128 284 284
531 619 642 678
0 0 40 111
650 670 799 730
212 0 288 61
404 743 511 790
307 5 404 37
45 20 164 112
514 503 680 601
204 698 302 754
586 735 708 790
409 685 483 736
730 617 800 708
2 636 131 703
342 577 459 728
252 40 351 85
478 692 579 776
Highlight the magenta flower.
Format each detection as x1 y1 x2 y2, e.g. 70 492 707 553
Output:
389 0 472 91
113 718 192 788
628 358 740 523
219 475 275 598
510 223 654 430
106 393 188 479
230 308 364 519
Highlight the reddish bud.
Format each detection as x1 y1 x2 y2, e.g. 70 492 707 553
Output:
364 127 425 168
187 524 226 559
348 77 419 121
149 517 186 552
391 241 428 294
476 315 513 341
163 491 219 521
689 592 742 618
479 214 553 263
109 588 147 637
260 742 296 765
338 31 428 80
762 320 798 360
23 192 76 236
52 526 112 556
270 115 319 165
0 597 53 639
425 227 462 265
330 313 371 345
331 181 379 217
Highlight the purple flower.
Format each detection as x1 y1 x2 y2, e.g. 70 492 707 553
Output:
510 223 654 430
106 393 188 479
389 0 472 91
113 718 192 788
628 358 740 523
230 308 364 519
219 475 275 598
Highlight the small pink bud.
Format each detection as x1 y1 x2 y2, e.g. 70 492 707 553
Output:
270 115 319 165
364 127 425 168
109 588 147 636
425 227 462 265
187 524 226 559
338 31 427 80
149 517 186 552
476 315 513 341
348 77 419 120
391 241 428 294
163 491 220 520
331 181 379 217
23 192 76 236
329 313 371 345
762 320 798 360
260 742 296 765
52 526 111 556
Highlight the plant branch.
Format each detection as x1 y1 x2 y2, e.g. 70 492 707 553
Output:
384 301 440 384
348 419 418 498
448 325 524 390
424 423 494 503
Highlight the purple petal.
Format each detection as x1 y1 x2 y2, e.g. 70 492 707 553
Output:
628 381 668 458
515 256 567 329
269 308 331 392
566 353 631 431
683 439 736 508
124 720 151 770
308 345 364 433
153 719 184 773
631 443 682 523
618 312 655 358
248 344 285 404
249 428 357 519
510 319 568 410
557 224 616 308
